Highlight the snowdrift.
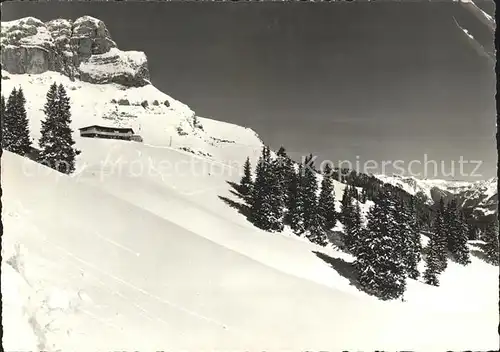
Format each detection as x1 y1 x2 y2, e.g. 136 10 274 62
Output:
3 151 498 351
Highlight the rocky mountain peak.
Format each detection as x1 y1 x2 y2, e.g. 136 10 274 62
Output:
1 16 149 87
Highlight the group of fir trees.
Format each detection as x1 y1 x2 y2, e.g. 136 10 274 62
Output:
239 147 335 246
1 83 79 174
240 147 428 300
340 184 363 254
351 188 422 300
1 88 32 155
238 147 494 299
424 197 472 286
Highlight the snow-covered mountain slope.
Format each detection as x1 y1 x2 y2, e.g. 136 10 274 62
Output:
1 69 263 166
3 150 498 351
375 174 497 215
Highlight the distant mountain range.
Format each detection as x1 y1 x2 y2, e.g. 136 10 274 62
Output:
375 174 497 220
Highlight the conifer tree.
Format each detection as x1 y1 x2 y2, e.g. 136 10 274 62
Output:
433 198 449 272
340 184 353 225
299 154 328 245
268 154 285 232
468 224 478 241
445 199 471 265
444 198 458 251
306 211 329 246
239 157 253 200
249 147 273 230
340 184 358 250
301 154 318 231
406 197 422 279
249 146 283 232
454 211 471 265
270 147 290 220
424 199 448 286
423 235 441 286
483 220 499 265
348 184 359 201
275 146 295 205
39 83 59 167
354 190 407 300
9 87 32 156
39 83 78 174
2 88 17 151
360 187 368 203
285 164 305 234
344 200 363 255
318 163 337 230
56 84 77 172
394 198 421 279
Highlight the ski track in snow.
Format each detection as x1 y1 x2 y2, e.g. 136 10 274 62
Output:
93 230 141 257
47 240 249 339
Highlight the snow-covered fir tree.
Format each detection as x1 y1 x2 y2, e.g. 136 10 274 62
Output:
468 224 479 241
285 164 305 234
274 146 295 205
344 200 363 255
445 199 470 265
38 83 78 174
349 184 359 201
433 198 449 272
394 197 422 280
301 154 318 231
249 146 283 231
354 190 407 300
318 163 337 230
270 147 290 215
299 154 328 245
423 198 451 286
482 220 499 265
423 234 442 286
2 88 17 151
340 184 360 251
2 88 31 155
268 149 285 232
360 187 368 203
456 211 471 264
249 147 272 230
239 157 253 200
406 197 422 279
10 88 32 156
306 211 329 246
340 184 353 225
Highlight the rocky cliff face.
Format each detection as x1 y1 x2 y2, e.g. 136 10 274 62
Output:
1 16 150 87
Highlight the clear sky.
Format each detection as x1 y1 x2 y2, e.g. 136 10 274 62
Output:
2 1 496 180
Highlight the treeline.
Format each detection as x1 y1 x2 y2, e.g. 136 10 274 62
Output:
1 82 79 174
236 146 498 300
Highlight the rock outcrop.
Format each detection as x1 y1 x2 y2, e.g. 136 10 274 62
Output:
1 16 150 87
